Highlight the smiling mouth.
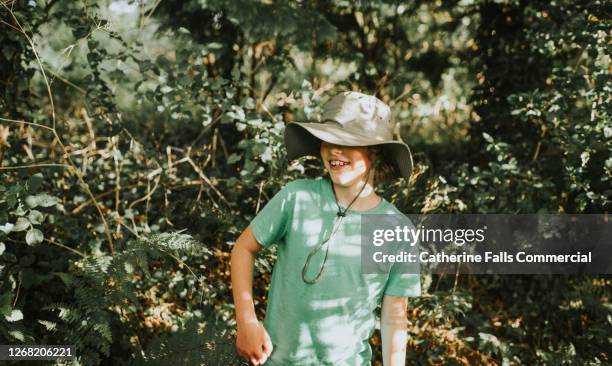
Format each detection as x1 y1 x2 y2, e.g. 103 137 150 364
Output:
329 159 350 167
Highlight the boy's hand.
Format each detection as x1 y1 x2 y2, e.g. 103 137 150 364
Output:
236 319 273 365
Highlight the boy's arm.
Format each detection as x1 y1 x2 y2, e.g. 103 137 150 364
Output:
381 295 408 366
231 225 273 365
231 225 260 325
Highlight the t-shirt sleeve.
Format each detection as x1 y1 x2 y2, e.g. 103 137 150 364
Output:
383 215 421 297
250 182 295 248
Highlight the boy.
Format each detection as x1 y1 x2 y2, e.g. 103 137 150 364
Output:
231 92 421 365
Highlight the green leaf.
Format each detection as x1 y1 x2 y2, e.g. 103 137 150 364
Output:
0 223 14 234
205 42 223 50
41 194 59 207
12 205 26 216
226 106 245 121
28 210 44 225
227 153 242 164
0 293 12 316
12 217 30 232
5 309 23 322
479 332 501 350
26 173 44 193
25 228 44 245
24 195 38 208
482 132 494 143
261 147 273 162
0 242 4 255
52 272 77 287
25 194 59 208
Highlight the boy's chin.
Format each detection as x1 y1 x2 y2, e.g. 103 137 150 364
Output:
329 172 366 187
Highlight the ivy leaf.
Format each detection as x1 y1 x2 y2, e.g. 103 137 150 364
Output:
226 106 245 121
25 228 44 245
261 147 273 162
12 204 26 216
227 153 242 164
0 223 14 234
13 217 30 232
25 194 59 208
482 132 494 143
0 242 4 255
28 210 44 225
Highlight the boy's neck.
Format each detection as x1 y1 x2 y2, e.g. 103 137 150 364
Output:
330 176 381 211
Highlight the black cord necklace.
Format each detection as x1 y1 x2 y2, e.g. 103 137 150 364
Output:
301 163 377 284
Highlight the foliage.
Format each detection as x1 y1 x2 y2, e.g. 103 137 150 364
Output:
0 0 610 365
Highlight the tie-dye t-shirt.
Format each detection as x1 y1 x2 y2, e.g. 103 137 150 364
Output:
250 178 421 366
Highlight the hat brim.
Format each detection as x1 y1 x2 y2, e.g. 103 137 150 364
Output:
284 122 414 180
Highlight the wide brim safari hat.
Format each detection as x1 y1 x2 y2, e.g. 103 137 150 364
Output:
284 91 414 179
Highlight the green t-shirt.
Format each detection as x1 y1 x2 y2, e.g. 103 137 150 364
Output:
250 178 421 366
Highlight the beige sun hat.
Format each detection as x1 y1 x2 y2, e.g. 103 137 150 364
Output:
284 91 414 179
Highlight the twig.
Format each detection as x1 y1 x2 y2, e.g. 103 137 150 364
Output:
44 237 86 257
140 0 163 31
81 110 96 152
72 179 209 214
531 126 547 162
144 175 153 225
0 163 69 170
255 180 264 214
12 278 20 308
189 113 223 149
128 175 161 210
0 19 19 32
433 273 444 293
452 263 461 293
114 139 124 239
72 183 142 214
205 187 219 209
48 44 78 90
193 183 205 211
259 103 277 122
46 67 86 94
211 129 218 168
119 221 140 238
185 156 231 207
0 117 55 131
217 130 229 161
